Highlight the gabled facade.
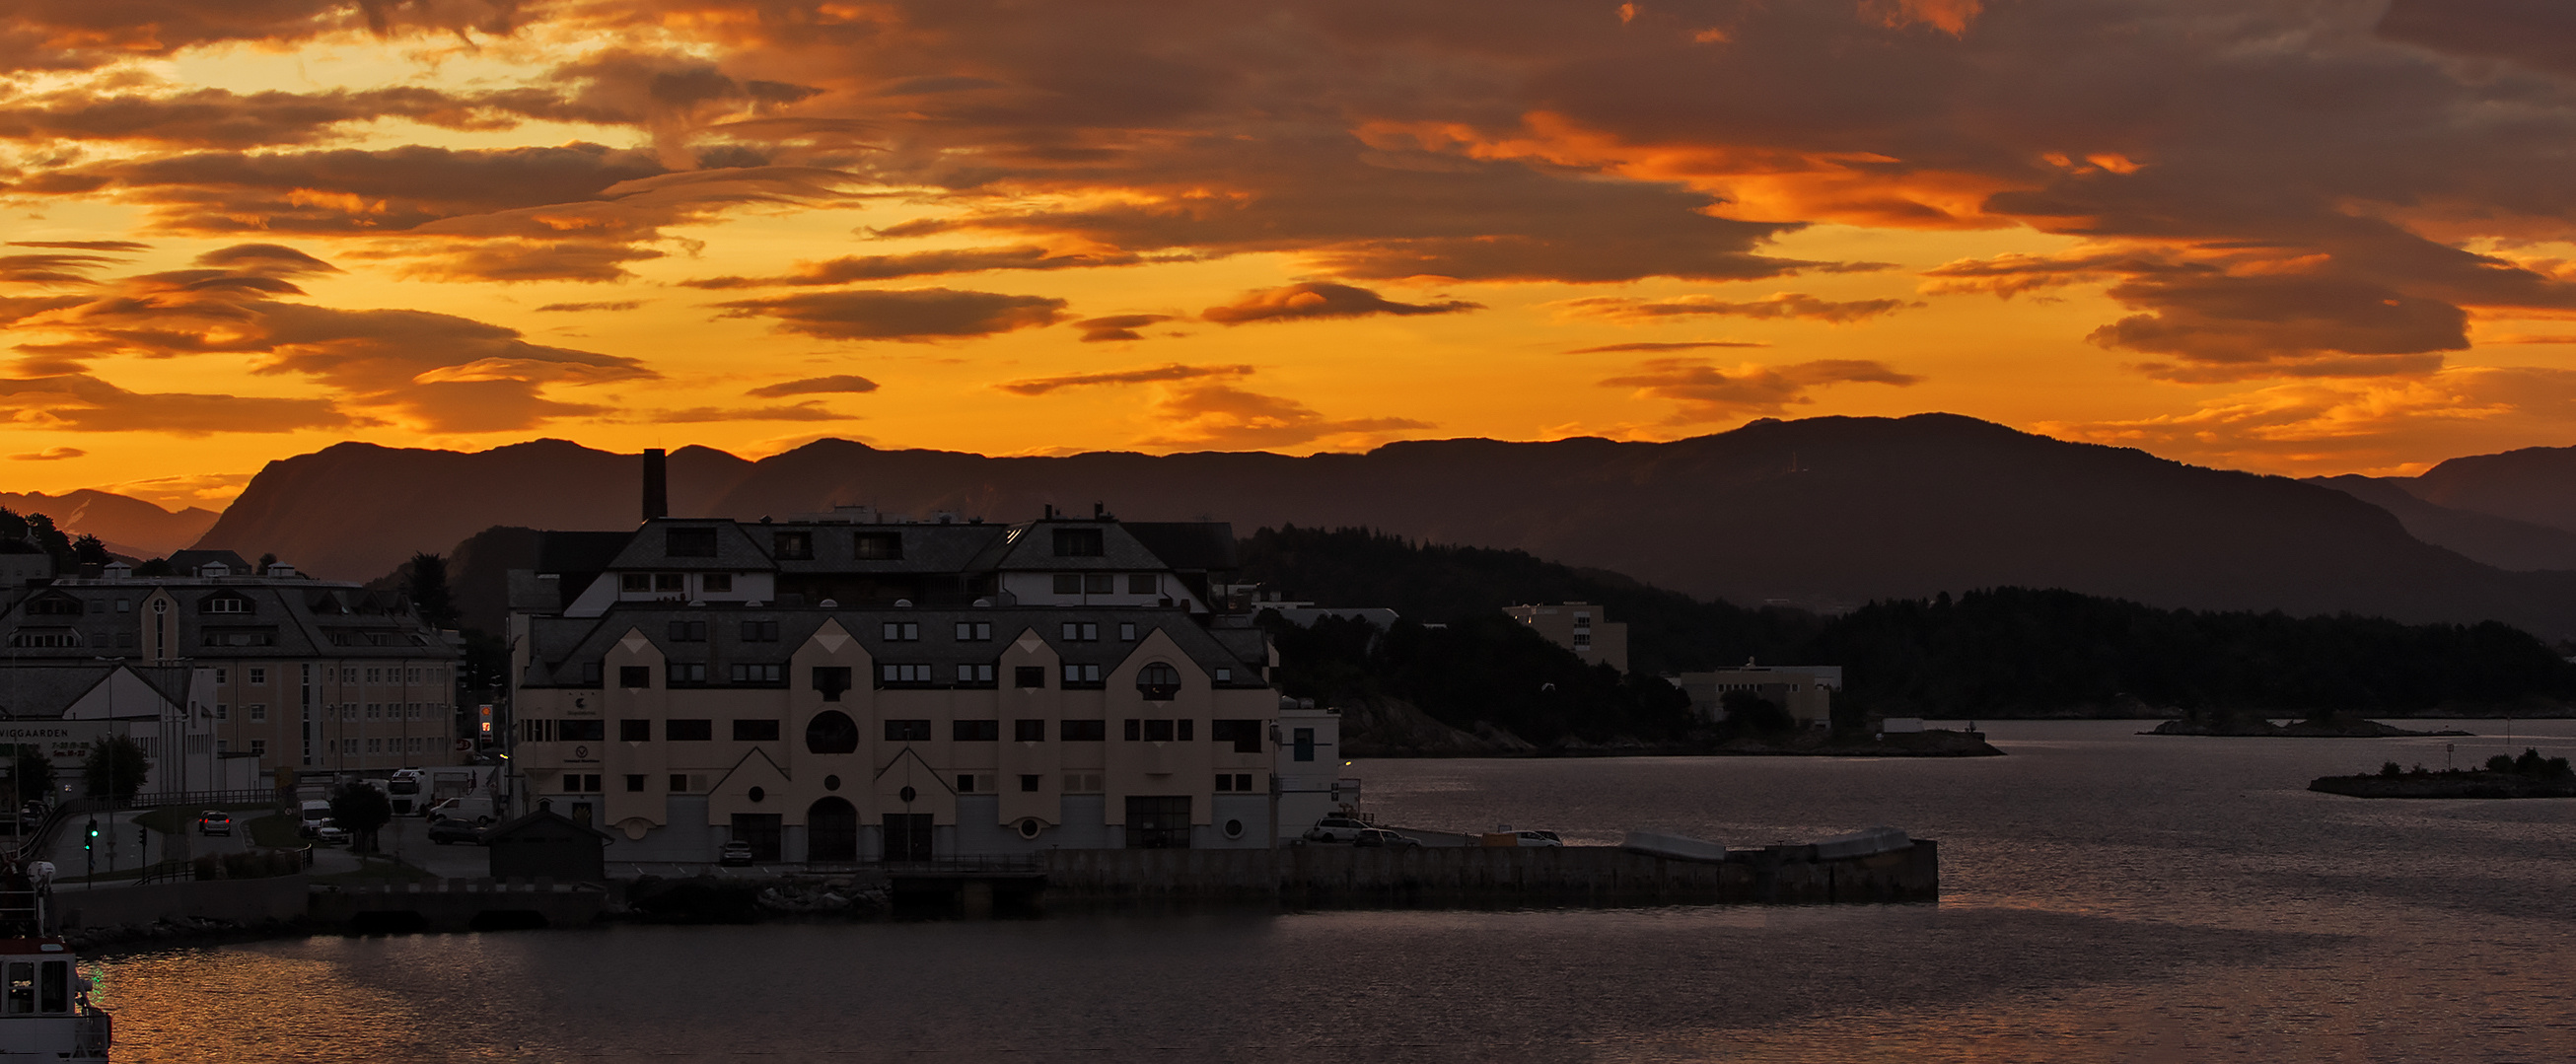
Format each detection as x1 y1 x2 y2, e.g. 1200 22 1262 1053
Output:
0 570 464 775
509 515 1293 863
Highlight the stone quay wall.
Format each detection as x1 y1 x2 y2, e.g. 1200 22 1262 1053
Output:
1039 841 1938 905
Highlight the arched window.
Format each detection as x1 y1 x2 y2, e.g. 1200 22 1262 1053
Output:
805 710 859 754
1137 662 1181 701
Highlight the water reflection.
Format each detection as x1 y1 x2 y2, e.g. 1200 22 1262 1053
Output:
91 721 2576 1062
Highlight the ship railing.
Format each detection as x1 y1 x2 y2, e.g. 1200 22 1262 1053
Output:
73 1008 109 1057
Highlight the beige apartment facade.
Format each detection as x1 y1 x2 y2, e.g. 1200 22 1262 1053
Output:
1505 602 1629 674
0 557 465 777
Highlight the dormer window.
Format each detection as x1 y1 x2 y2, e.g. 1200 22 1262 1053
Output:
773 532 813 560
24 597 80 617
853 532 902 560
199 594 252 615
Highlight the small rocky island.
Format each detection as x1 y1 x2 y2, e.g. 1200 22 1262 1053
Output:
2311 750 2576 799
2148 708 2472 738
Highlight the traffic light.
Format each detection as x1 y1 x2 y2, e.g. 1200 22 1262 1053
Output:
82 820 97 851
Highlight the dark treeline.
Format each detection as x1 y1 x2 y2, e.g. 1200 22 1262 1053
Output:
0 508 109 570
1239 526 2576 726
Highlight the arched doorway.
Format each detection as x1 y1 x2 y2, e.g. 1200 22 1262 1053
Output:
808 796 859 862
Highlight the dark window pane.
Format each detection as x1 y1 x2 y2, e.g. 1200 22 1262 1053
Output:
620 719 651 742
667 528 718 557
668 719 713 742
806 710 860 753
1014 719 1046 742
1014 666 1046 688
1061 719 1107 742
953 719 999 742
618 666 651 688
561 720 605 742
853 532 902 560
733 719 781 742
812 666 852 702
1052 528 1105 556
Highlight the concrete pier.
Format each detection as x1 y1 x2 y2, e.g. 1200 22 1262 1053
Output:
1038 840 1939 905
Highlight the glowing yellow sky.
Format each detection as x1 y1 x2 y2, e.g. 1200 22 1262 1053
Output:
6 0 2576 511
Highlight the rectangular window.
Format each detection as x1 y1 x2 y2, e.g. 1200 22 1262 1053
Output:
620 720 651 742
1178 719 1194 742
1082 573 1114 595
1118 622 1137 641
1052 528 1105 556
1214 668 1232 683
561 720 606 743
1573 632 1591 648
1014 666 1047 688
773 532 813 559
702 573 733 594
250 739 267 756
249 704 267 722
214 667 228 684
1127 574 1158 595
248 668 265 685
1061 719 1106 742
667 528 718 557
1061 663 1103 687
668 620 707 641
1143 719 1176 742
619 666 652 688
955 663 995 685
1020 774 1041 793
667 719 713 742
666 662 707 684
812 666 853 701
624 774 646 793
365 668 381 683
654 573 685 592
670 774 690 793
879 664 932 685
1014 719 1046 742
215 703 229 721
741 619 779 642
882 621 919 641
953 719 1000 742
733 719 781 742
1060 622 1099 642
956 773 978 794
1215 774 1234 792
1293 727 1316 762
1212 719 1264 753
1063 772 1104 794
622 573 652 593
853 532 903 560
955 621 991 641
884 719 931 742
1052 573 1083 595
730 663 784 684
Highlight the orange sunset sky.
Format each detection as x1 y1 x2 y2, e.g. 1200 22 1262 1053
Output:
6 0 2576 511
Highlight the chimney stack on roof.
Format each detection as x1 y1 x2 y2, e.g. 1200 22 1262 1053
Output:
642 448 668 523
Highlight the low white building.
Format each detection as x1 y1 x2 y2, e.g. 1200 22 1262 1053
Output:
0 661 257 801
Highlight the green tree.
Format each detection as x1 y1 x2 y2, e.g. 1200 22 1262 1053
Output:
404 552 458 629
11 746 56 804
80 737 149 802
69 534 110 567
134 557 173 576
328 781 394 854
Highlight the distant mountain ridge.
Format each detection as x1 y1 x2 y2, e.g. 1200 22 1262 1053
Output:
189 413 2576 637
0 490 218 558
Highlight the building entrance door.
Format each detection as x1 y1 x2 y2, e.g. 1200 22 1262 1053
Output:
731 814 782 862
1124 796 1191 849
882 813 933 862
808 798 858 862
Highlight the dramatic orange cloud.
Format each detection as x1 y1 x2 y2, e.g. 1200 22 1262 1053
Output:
0 0 2573 496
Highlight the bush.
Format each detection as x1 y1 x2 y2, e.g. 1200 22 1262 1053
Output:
2379 761 2401 778
2488 754 2517 773
80 737 149 801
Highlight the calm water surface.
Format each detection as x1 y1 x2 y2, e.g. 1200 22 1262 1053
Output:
88 721 2576 1062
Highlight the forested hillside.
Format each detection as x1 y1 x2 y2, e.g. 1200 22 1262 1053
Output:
1242 527 2576 725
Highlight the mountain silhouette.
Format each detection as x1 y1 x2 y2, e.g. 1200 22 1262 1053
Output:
190 413 2576 635
0 490 218 558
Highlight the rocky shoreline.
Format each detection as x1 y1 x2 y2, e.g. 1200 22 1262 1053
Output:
2146 716 2474 738
2310 771 2576 799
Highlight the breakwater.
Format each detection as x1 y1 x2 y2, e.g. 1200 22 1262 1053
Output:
1039 840 1940 905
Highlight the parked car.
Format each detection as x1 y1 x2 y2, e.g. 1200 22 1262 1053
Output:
1353 828 1420 849
315 823 351 846
297 799 332 838
196 812 233 836
1512 830 1563 847
1303 816 1373 843
718 841 755 867
427 819 485 846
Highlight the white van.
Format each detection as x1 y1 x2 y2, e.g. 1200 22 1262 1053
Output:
428 796 497 826
297 800 332 838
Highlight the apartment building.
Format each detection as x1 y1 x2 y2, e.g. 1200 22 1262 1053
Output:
508 513 1292 863
1675 662 1841 728
1504 602 1629 674
0 554 465 775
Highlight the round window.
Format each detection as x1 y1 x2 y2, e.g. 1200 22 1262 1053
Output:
747 786 764 804
1223 818 1245 839
1017 818 1041 839
898 785 917 804
823 774 841 792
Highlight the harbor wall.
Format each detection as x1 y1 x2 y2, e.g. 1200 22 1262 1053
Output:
1038 841 1938 904
54 875 309 931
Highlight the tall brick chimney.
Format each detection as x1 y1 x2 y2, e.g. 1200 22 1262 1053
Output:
642 448 668 523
